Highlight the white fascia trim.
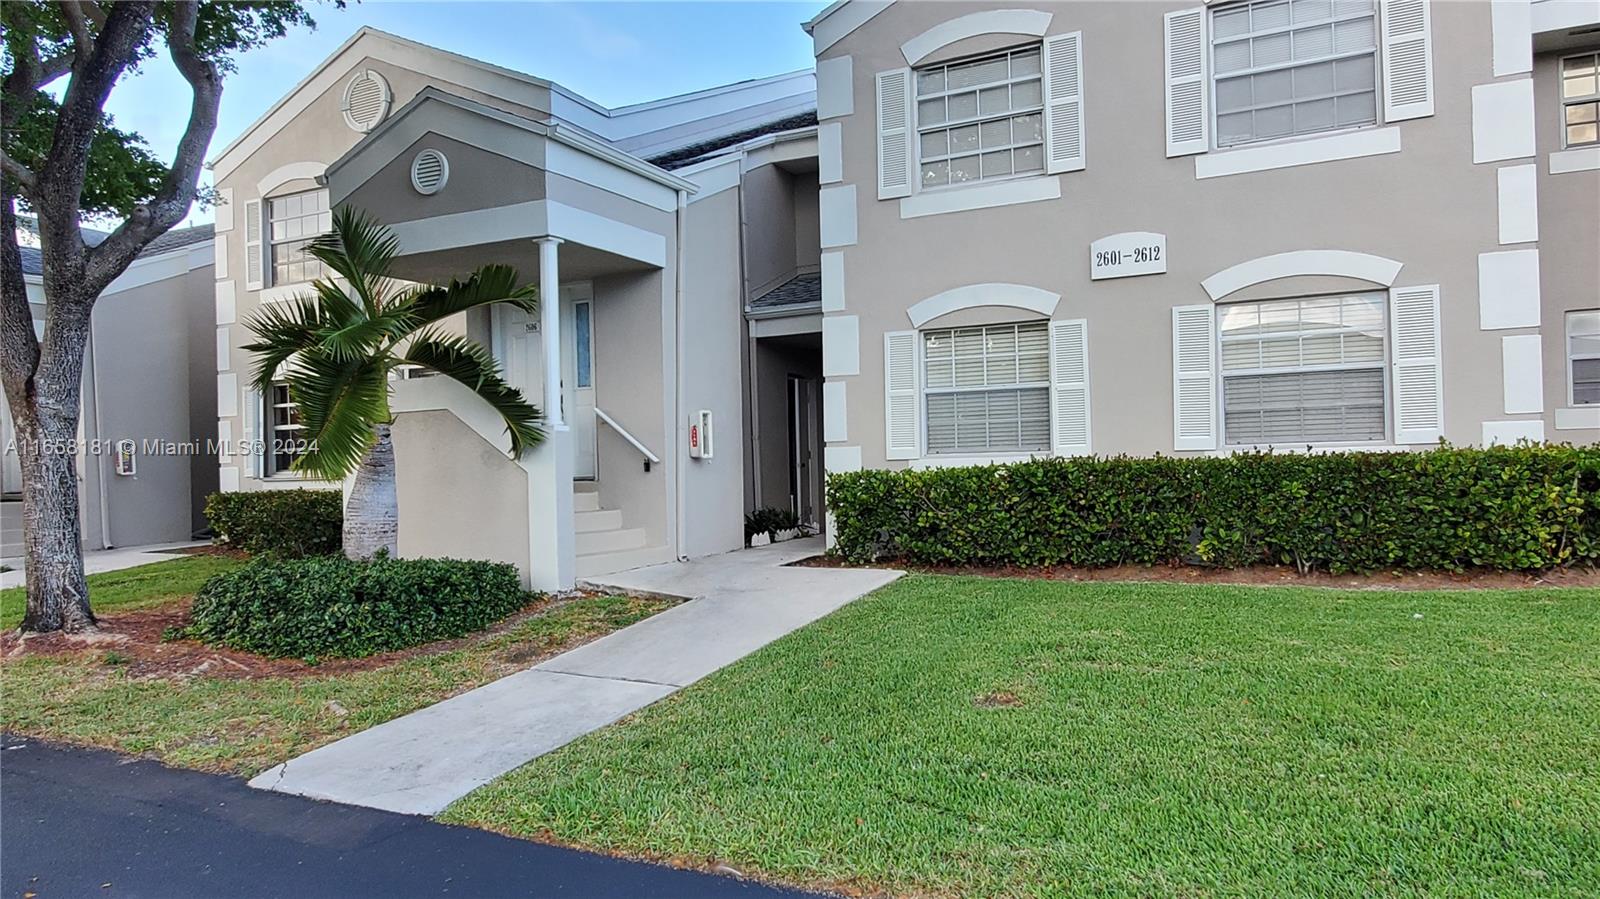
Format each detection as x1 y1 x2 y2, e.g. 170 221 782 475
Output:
907 283 1061 328
901 10 1054 65
742 130 820 171
683 156 742 204
899 175 1061 219
553 69 816 143
546 121 697 193
210 28 553 180
1530 0 1600 35
1202 250 1403 301
1195 127 1401 179
385 199 667 267
808 1 894 54
545 141 679 212
257 161 326 196
102 243 214 295
1554 406 1600 430
259 282 317 305
1550 146 1600 174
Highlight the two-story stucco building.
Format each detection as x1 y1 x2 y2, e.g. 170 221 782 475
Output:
212 2 1598 592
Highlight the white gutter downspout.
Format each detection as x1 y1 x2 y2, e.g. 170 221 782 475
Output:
674 187 689 562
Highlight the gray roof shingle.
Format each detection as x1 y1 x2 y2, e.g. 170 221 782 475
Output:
650 111 819 171
16 223 213 278
749 272 820 312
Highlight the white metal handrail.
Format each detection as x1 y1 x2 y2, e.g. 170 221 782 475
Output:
595 407 661 467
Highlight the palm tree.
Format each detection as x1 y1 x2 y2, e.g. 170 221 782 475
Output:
242 207 544 560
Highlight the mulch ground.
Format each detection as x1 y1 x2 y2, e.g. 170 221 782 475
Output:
0 594 580 681
793 554 1600 591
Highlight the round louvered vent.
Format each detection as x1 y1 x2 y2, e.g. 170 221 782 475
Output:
342 69 391 133
410 149 449 195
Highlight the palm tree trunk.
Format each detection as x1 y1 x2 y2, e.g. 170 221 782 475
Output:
343 423 398 560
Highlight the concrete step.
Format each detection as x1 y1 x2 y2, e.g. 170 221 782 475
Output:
574 509 623 533
574 544 673 579
575 527 647 556
573 491 601 513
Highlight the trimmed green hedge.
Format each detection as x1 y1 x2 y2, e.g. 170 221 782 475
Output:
184 556 531 659
204 489 342 558
827 445 1600 573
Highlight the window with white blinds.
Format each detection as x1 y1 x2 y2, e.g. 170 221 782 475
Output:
1569 309 1600 406
915 46 1046 188
1219 292 1387 445
923 322 1051 454
1562 52 1600 149
268 188 332 286
267 382 305 476
1211 0 1379 148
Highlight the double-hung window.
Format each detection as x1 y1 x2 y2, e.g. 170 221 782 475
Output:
915 46 1045 188
1219 293 1387 445
1568 310 1600 406
267 188 332 286
267 382 305 476
1562 52 1600 148
1211 0 1379 148
923 321 1050 454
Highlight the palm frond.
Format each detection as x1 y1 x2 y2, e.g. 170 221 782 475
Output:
402 329 545 456
240 296 331 394
307 207 400 317
284 352 392 480
408 264 537 326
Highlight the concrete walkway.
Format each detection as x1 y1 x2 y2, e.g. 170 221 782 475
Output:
249 537 901 815
0 540 209 589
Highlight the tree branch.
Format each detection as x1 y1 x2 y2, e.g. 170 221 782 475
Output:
0 147 37 195
58 1 95 57
86 1 219 289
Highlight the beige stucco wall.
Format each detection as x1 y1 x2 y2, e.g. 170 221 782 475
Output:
590 269 671 547
680 187 748 556
818 0 1579 469
392 410 531 581
79 260 216 548
1534 49 1600 441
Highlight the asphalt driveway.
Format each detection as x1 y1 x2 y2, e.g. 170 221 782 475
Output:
1 736 829 898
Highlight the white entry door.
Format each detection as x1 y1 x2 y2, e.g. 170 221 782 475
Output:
561 284 597 480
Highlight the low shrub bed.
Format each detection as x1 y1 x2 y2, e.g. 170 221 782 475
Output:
205 489 343 558
183 556 531 659
828 444 1600 573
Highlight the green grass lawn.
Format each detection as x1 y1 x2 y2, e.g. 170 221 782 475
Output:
0 554 244 629
446 574 1600 898
1 558 674 774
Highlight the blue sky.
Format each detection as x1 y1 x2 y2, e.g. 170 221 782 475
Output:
101 1 826 226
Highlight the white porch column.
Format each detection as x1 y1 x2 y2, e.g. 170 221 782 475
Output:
538 237 564 426
527 235 573 591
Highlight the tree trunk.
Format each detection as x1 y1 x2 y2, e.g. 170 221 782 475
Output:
13 391 94 633
343 423 398 560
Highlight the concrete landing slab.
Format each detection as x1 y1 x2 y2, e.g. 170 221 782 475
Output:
250 537 901 816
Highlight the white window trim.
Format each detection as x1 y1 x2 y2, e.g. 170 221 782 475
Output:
264 382 305 479
901 40 1062 219
1559 50 1600 150
1567 308 1600 409
1194 123 1401 178
918 321 1053 458
1215 291 1393 449
1206 0 1382 152
1549 145 1600 174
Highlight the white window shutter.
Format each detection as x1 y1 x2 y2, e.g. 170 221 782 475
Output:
1049 319 1091 455
884 330 919 460
241 387 264 478
1172 305 1217 451
1164 8 1209 157
1389 284 1443 444
243 199 264 290
1380 0 1434 121
1043 32 1085 174
876 68 913 200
